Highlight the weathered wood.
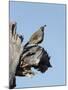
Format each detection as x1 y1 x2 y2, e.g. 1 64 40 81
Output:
16 45 51 76
9 22 52 89
9 22 23 88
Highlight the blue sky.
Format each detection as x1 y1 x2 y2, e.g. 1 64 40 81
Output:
9 1 66 88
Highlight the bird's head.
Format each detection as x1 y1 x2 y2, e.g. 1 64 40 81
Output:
40 24 46 31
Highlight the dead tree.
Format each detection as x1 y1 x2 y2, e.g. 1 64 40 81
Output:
9 22 24 88
9 22 52 89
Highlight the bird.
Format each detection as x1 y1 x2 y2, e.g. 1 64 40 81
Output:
24 25 46 48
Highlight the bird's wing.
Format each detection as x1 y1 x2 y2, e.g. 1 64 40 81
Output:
29 25 46 44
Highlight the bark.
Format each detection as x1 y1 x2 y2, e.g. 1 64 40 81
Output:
9 22 23 88
9 22 52 89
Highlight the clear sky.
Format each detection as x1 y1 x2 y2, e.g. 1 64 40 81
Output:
9 1 66 88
